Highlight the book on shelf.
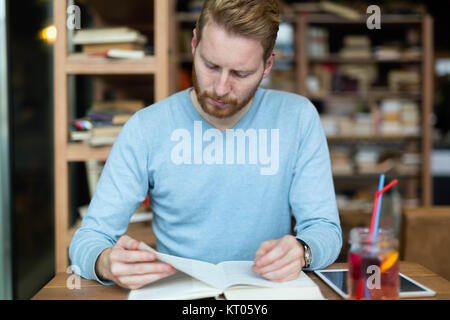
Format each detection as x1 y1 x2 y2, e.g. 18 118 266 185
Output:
73 27 148 45
292 1 361 20
90 49 146 60
87 109 134 125
307 27 329 58
82 42 145 55
71 99 144 146
330 147 354 175
89 125 123 147
319 1 361 20
128 243 325 300
92 100 145 112
339 35 372 59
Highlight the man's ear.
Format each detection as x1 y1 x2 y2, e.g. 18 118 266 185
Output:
191 28 198 56
262 52 276 79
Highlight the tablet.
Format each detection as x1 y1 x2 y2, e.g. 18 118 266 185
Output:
314 269 436 299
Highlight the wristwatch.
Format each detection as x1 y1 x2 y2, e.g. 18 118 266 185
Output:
297 239 312 269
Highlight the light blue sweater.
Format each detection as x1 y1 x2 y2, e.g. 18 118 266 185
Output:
69 88 342 284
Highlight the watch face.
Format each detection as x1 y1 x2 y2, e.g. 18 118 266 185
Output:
304 246 312 266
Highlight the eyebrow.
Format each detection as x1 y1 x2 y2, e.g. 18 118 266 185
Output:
199 53 257 74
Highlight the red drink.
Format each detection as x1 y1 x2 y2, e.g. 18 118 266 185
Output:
347 228 399 300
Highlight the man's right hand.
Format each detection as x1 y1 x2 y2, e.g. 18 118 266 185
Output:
95 235 177 290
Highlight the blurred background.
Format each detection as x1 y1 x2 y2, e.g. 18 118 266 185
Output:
1 0 450 299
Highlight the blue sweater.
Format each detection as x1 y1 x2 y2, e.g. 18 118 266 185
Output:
69 88 342 284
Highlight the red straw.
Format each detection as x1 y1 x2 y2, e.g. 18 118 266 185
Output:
355 279 364 300
369 179 398 236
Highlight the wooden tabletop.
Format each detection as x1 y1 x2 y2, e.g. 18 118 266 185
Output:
32 261 450 300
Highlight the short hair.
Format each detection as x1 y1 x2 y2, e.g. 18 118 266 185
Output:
195 0 281 62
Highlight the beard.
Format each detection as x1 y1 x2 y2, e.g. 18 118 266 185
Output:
192 62 262 119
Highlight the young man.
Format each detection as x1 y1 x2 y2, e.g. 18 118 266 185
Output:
69 0 342 290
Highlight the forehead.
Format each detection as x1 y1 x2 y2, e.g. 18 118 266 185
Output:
198 22 264 69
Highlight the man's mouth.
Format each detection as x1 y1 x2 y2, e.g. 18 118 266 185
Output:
209 97 227 107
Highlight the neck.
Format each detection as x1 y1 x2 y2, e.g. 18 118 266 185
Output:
189 89 253 131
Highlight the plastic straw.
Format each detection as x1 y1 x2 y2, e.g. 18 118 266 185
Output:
369 179 398 237
373 174 385 237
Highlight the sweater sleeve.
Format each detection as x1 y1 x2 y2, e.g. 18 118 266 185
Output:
289 100 342 270
69 112 150 284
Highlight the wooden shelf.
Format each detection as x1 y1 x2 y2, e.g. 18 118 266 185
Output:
176 12 297 23
302 14 423 24
309 90 422 101
309 55 422 64
327 135 421 143
333 173 420 180
66 54 157 75
66 143 111 162
54 0 174 273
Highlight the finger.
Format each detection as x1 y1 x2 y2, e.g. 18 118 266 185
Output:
118 272 176 290
261 261 301 282
254 241 289 268
111 262 176 277
254 240 278 259
252 245 300 274
110 248 156 263
116 235 140 250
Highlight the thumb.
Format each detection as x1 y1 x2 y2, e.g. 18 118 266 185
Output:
116 235 140 251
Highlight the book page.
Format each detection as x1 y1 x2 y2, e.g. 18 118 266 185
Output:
128 271 222 300
219 260 320 289
139 242 227 289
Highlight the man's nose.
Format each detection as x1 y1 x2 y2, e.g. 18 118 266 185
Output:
214 72 231 98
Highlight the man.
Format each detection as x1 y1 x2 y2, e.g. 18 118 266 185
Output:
69 0 342 290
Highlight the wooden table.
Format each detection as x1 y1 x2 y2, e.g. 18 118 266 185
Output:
32 262 450 300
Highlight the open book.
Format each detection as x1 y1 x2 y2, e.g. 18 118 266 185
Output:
127 243 325 300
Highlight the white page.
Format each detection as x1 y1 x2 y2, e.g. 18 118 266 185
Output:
139 242 227 289
128 271 222 300
219 260 320 289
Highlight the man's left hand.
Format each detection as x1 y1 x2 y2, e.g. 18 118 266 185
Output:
251 235 305 282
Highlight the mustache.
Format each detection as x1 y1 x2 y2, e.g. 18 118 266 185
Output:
198 91 238 106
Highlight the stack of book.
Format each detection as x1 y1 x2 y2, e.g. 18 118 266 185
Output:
396 153 421 175
400 100 421 136
330 147 354 175
339 35 372 59
307 27 329 58
73 27 147 59
388 69 420 92
374 44 402 60
355 147 381 174
380 99 402 136
71 100 144 147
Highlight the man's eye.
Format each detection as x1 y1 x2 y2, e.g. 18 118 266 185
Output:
206 64 219 71
233 72 249 78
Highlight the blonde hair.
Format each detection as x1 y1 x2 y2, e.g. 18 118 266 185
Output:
195 0 281 62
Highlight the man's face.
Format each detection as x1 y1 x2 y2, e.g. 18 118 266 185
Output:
191 22 273 119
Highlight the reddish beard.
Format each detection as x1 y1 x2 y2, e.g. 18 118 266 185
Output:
192 63 261 119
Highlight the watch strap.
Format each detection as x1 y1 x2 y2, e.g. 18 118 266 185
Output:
297 238 312 268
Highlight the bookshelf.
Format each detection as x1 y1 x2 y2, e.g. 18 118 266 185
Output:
297 13 434 209
53 0 175 272
172 10 433 214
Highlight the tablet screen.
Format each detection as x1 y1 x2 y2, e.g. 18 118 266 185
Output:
314 269 436 298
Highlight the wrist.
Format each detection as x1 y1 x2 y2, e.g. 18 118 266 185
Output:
95 247 113 282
